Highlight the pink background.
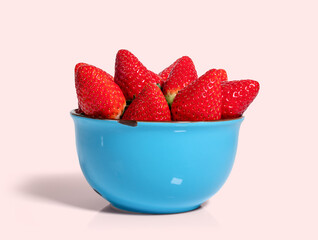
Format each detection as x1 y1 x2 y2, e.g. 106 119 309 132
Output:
1 0 317 239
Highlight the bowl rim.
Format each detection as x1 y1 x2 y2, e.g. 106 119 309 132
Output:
70 109 244 124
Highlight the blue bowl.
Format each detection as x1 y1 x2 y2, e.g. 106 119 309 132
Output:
71 110 244 214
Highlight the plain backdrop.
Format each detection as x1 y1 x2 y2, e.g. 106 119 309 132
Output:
1 0 317 239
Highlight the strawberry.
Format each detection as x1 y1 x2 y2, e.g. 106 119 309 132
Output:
158 58 180 84
75 63 114 81
162 56 197 105
75 65 126 119
171 69 222 121
149 71 163 88
75 63 90 113
221 80 259 119
75 63 89 75
114 49 161 101
122 83 171 121
218 69 228 82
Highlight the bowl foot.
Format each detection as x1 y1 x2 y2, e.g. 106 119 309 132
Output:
110 202 201 214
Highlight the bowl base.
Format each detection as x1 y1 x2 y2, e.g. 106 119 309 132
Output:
110 202 201 214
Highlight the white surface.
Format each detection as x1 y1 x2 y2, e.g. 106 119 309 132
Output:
1 0 318 239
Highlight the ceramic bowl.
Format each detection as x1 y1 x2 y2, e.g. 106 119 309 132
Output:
71 110 244 214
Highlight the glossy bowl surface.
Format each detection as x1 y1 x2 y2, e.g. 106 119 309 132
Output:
71 110 244 214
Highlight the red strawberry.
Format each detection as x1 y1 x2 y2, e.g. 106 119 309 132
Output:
114 49 161 101
221 80 259 119
158 58 180 84
218 69 228 82
162 56 197 105
122 83 171 121
75 63 89 75
149 71 163 87
75 63 90 113
75 63 114 81
171 69 222 121
75 65 126 119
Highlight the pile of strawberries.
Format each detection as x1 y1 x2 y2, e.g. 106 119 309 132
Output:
75 49 259 121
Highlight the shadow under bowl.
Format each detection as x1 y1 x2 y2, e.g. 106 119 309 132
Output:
70 110 244 214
